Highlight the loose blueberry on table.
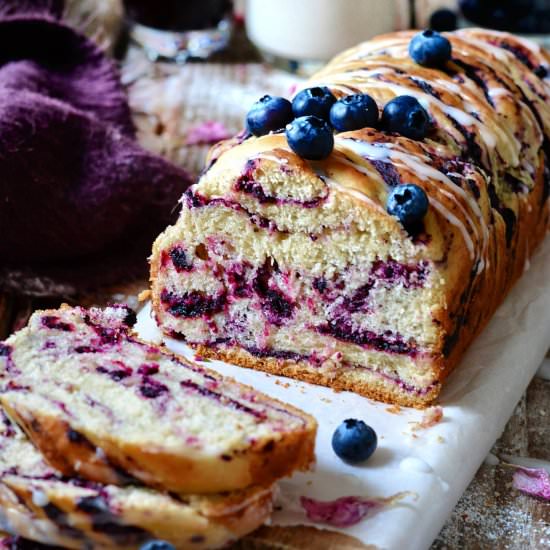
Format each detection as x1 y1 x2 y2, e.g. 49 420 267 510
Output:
285 115 334 160
387 183 429 232
332 419 378 463
246 95 293 136
409 29 452 68
381 95 429 141
292 86 336 121
140 541 175 550
329 93 379 132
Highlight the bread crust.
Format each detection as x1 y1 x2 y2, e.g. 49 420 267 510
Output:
194 344 440 408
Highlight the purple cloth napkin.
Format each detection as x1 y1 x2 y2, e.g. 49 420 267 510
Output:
0 1 192 295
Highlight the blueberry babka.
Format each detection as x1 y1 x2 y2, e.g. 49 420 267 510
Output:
0 413 274 549
151 29 550 407
0 305 316 493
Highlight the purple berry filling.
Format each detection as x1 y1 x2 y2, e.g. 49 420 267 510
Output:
74 345 99 353
76 495 150 542
498 41 535 71
234 160 328 208
253 262 295 326
180 379 267 420
370 159 402 187
169 246 194 272
319 321 417 356
137 363 159 376
96 365 133 382
261 289 295 325
92 326 123 346
225 261 253 298
41 316 74 332
239 344 434 396
160 289 226 318
139 377 169 399
370 259 428 288
245 346 305 362
0 343 11 357
312 277 328 293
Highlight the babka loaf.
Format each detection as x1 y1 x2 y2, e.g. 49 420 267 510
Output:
150 29 550 407
0 305 316 493
0 412 274 549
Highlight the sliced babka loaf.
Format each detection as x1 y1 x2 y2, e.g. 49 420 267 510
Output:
0 412 274 549
150 29 550 407
0 305 316 493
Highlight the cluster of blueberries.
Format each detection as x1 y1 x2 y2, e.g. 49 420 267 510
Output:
245 29 451 232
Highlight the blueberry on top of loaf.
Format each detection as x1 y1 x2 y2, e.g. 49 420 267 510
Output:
0 305 316 493
150 29 550 408
0 411 274 549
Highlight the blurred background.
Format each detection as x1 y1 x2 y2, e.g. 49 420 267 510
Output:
108 0 550 68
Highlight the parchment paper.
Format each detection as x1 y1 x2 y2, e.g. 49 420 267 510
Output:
135 236 550 550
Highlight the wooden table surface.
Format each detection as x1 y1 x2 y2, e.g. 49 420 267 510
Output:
1 24 549 550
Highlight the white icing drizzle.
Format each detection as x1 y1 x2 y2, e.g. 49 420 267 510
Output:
430 196 476 260
255 152 290 165
314 166 381 208
455 33 511 63
338 156 385 184
343 79 499 152
32 488 50 507
336 138 483 263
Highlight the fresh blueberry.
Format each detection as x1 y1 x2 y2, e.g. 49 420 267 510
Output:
285 115 334 160
246 95 293 136
387 184 429 231
329 94 379 132
409 30 452 68
429 8 457 32
332 419 377 463
139 541 175 550
292 87 337 121
381 95 429 141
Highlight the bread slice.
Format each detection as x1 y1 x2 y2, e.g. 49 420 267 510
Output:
0 411 274 549
0 305 316 493
150 29 550 407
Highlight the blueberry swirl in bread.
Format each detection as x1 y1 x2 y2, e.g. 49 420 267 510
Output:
0 305 316 493
150 29 550 407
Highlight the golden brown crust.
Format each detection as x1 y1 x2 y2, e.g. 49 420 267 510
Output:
194 345 440 409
